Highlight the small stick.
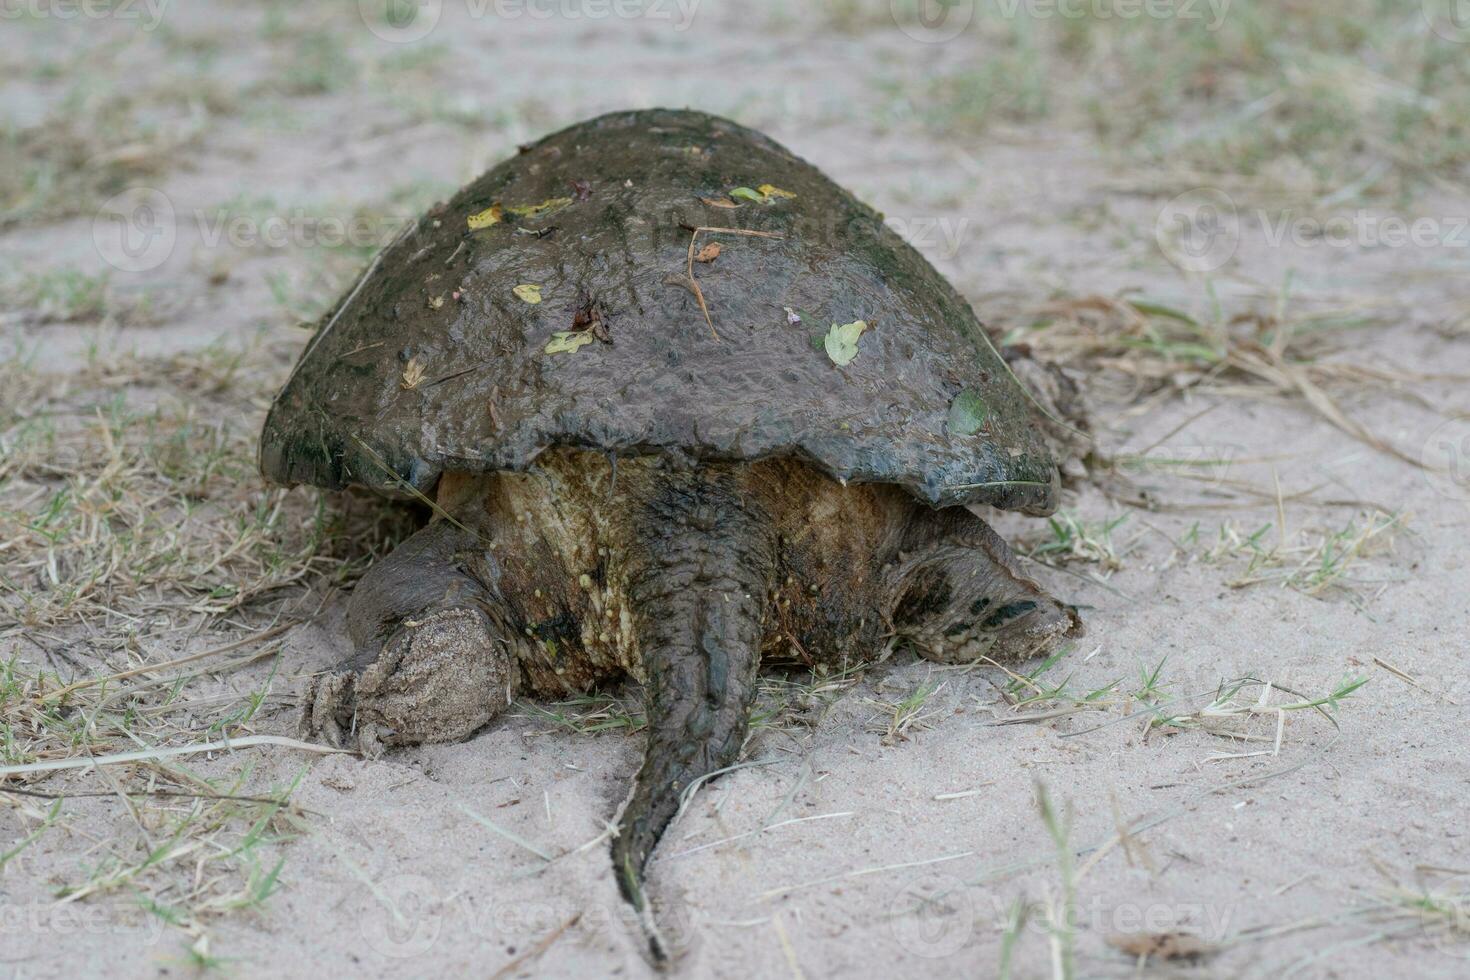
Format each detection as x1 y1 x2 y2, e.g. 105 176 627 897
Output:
0 785 307 807
1372 655 1442 699
668 811 854 859
684 226 784 339
0 735 346 778
349 434 492 546
772 913 806 980
759 850 975 901
488 912 582 980
458 804 553 862
43 622 293 701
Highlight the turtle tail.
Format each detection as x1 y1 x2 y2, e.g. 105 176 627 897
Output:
612 465 775 961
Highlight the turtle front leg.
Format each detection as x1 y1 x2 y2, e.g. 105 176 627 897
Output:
303 518 515 758
889 507 1082 664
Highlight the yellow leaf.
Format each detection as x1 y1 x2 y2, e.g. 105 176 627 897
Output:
700 196 740 209
513 284 543 304
506 197 573 219
824 320 869 367
400 357 427 389
757 184 797 200
544 331 595 354
694 242 722 263
467 205 502 230
470 196 574 229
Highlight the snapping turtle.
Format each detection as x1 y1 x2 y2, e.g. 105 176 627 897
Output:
260 108 1084 952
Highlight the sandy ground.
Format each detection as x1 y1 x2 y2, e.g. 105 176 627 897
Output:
2 3 1469 978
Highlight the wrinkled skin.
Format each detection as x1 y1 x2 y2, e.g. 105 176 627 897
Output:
303 451 1081 957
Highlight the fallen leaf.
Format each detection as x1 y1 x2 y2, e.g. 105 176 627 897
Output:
1107 932 1218 962
700 196 740 209
947 390 989 435
467 205 502 230
694 242 722 263
730 184 797 205
572 296 611 342
487 383 502 429
513 284 543 304
544 331 596 355
475 197 574 229
400 357 427 389
824 320 869 366
428 295 445 310
506 196 573 220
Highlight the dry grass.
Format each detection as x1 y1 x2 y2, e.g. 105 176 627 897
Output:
1 2 1459 972
1019 510 1134 576
0 70 213 229
968 663 1376 980
863 677 946 744
514 692 645 736
0 330 412 941
0 268 161 328
755 662 871 734
1190 510 1408 602
871 1 1470 200
986 644 1366 743
993 291 1459 472
0 10 431 955
996 287 1424 608
0 338 406 633
1223 863 1470 975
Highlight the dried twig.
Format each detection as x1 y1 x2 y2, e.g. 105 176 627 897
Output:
681 225 784 339
0 735 347 777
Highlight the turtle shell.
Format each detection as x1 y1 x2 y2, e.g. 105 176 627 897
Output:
259 109 1058 513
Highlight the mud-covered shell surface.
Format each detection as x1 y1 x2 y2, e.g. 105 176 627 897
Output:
259 109 1058 513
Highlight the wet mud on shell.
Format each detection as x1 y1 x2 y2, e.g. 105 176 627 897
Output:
259 108 1059 514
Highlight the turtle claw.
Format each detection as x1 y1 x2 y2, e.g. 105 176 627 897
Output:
301 670 364 753
300 607 513 758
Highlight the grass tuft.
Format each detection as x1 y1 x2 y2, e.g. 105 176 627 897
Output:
0 328 413 943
